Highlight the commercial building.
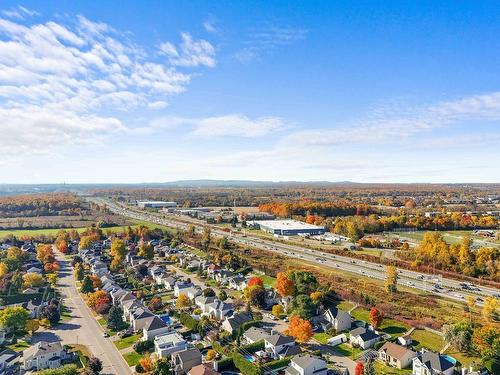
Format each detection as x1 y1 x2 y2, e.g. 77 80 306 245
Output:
249 219 326 236
137 201 177 209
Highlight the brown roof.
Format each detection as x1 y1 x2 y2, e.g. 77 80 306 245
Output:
188 363 220 375
379 342 415 360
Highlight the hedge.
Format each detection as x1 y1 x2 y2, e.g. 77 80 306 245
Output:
264 357 291 370
240 340 264 354
34 364 78 375
217 357 234 370
179 312 199 331
232 352 263 375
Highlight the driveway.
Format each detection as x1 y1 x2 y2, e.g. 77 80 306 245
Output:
36 253 133 375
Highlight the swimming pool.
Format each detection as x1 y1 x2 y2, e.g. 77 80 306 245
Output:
243 354 256 363
159 314 172 324
442 355 457 365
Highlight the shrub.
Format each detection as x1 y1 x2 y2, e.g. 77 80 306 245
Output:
35 364 78 375
134 340 154 353
232 352 262 375
265 357 291 370
179 312 199 331
240 340 264 354
217 357 234 371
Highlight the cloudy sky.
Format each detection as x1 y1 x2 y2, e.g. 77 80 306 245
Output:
0 0 499 183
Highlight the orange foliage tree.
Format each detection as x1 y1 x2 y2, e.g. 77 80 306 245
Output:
276 272 295 297
247 277 264 288
285 315 313 342
87 290 111 311
354 362 364 375
369 307 383 329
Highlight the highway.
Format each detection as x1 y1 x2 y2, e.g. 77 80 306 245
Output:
89 197 499 304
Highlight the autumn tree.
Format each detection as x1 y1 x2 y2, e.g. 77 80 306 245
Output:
247 277 264 288
206 349 217 361
201 227 211 251
137 242 154 259
22 273 45 288
310 291 324 304
139 356 153 372
87 290 111 312
385 265 398 292
272 304 284 317
26 319 40 335
285 315 313 342
176 293 191 308
244 285 266 307
110 239 127 270
354 362 364 375
482 297 499 321
79 236 94 250
276 272 295 297
369 308 383 329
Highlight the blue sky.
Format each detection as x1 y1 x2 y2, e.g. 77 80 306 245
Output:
0 0 499 183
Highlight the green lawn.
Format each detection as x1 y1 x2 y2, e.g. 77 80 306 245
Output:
97 318 106 327
333 343 364 360
114 334 141 350
374 362 412 375
313 332 332 344
410 329 444 352
8 341 30 352
336 300 355 311
123 351 142 366
0 224 136 239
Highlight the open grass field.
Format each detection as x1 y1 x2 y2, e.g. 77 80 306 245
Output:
0 224 132 238
313 332 332 344
350 306 410 338
390 230 499 248
410 329 444 352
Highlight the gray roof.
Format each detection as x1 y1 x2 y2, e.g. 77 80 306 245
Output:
325 307 350 321
417 351 454 372
174 348 202 363
349 327 379 341
291 354 326 370
144 316 169 331
23 341 63 361
243 326 270 342
265 333 295 346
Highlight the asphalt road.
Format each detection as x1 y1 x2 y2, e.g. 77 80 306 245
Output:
53 252 133 375
90 197 499 304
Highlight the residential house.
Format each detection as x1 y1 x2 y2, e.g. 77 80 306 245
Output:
397 335 413 347
0 348 18 375
265 334 301 360
243 327 270 344
22 341 71 371
155 332 188 358
221 311 251 333
150 265 165 278
122 299 143 321
172 348 202 375
183 287 202 301
163 276 178 290
323 307 352 332
228 275 247 291
349 327 380 349
143 316 171 341
174 282 194 297
208 300 234 321
130 308 156 331
285 354 328 375
188 363 220 375
378 342 416 369
412 350 455 375
194 296 216 313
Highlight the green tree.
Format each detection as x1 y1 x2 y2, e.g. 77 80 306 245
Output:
363 359 375 375
0 306 30 332
74 263 84 281
288 295 316 319
288 271 318 296
218 290 228 301
81 275 94 294
107 306 125 331
137 242 154 259
152 358 171 375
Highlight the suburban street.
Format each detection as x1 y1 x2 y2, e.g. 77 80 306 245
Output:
90 197 500 304
48 253 133 375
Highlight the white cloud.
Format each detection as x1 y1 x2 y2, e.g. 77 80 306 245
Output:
203 20 217 34
160 32 216 67
0 14 212 163
146 114 287 137
2 6 39 20
235 26 307 63
282 92 500 147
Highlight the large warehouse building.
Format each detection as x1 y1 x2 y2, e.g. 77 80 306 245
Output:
250 219 326 236
137 201 177 209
